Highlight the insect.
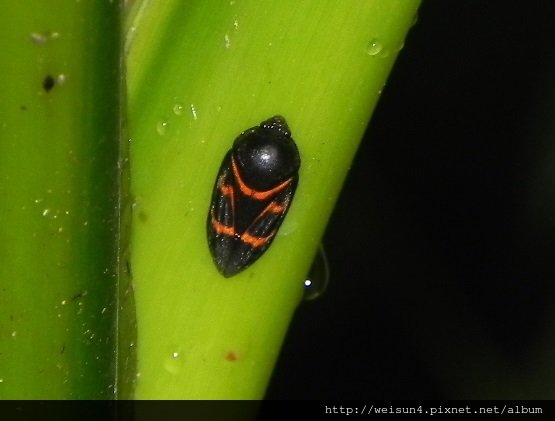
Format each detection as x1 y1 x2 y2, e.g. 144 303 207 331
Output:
207 115 301 277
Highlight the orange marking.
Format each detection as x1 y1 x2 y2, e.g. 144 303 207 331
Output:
211 217 235 236
219 183 234 197
232 158 291 200
264 202 286 214
241 231 275 248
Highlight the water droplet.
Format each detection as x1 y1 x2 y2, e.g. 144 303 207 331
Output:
30 32 48 44
173 103 184 115
164 348 184 374
190 104 198 120
11 331 16 337
30 31 59 45
366 38 383 56
0 379 4 383
42 208 50 217
303 245 330 301
56 74 66 86
156 120 168 135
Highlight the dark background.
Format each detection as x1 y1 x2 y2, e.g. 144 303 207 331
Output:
266 1 555 399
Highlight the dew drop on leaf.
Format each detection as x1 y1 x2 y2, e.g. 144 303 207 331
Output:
303 245 330 301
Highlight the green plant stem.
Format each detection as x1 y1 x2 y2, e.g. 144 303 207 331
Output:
0 1 121 399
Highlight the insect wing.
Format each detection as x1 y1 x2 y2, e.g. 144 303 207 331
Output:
207 151 236 271
232 178 297 275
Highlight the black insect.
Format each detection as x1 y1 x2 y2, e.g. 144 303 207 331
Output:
207 115 301 277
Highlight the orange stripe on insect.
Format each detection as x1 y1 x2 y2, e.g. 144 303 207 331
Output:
241 231 275 248
211 216 235 236
263 201 286 214
219 183 234 197
232 158 291 200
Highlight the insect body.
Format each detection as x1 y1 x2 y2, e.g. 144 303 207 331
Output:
207 115 301 277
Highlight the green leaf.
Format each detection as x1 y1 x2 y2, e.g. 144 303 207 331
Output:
124 0 420 399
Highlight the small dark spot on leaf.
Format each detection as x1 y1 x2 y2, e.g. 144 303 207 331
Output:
138 210 148 223
20 105 27 111
60 344 66 354
125 259 132 277
43 75 55 92
71 290 88 301
225 351 239 362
